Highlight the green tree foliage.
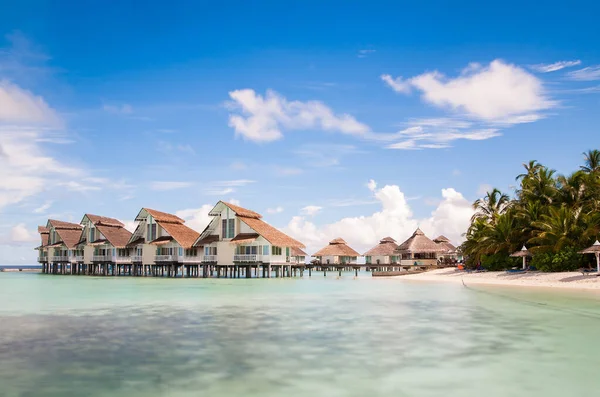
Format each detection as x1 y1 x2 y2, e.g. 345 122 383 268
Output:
460 149 600 271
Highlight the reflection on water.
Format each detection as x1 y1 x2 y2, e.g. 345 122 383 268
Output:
0 273 599 396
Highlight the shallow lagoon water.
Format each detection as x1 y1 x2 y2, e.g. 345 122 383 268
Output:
1 272 600 397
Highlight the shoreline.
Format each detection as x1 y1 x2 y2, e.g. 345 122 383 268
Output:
396 268 600 291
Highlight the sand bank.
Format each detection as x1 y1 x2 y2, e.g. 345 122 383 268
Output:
397 268 600 290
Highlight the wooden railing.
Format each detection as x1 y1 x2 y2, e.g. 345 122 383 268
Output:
50 256 68 262
233 254 269 262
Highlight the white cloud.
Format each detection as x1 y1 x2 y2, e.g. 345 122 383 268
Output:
227 89 370 142
357 49 376 58
284 181 473 255
103 103 133 114
176 204 213 232
381 74 412 94
228 198 241 206
33 201 52 214
382 60 556 122
529 60 581 73
119 220 137 233
367 179 377 191
10 223 37 243
267 206 284 214
567 65 600 81
301 205 322 216
150 181 193 191
0 80 60 125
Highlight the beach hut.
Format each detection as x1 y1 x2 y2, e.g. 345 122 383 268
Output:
510 245 532 269
433 235 458 262
44 219 84 274
396 228 446 267
313 238 360 265
290 247 308 264
579 241 600 272
363 237 399 269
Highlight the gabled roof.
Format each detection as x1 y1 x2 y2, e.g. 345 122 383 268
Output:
195 234 219 246
56 228 84 249
38 226 50 247
240 217 305 248
157 221 200 249
127 237 145 247
148 236 174 245
83 214 124 227
209 201 262 219
230 233 260 244
96 224 132 248
135 208 184 224
47 219 82 230
396 228 445 254
291 247 307 257
313 238 360 257
364 237 399 256
45 219 83 249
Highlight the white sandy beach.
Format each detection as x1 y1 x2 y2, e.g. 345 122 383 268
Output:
398 268 600 291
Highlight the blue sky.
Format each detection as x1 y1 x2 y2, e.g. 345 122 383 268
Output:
1 1 599 263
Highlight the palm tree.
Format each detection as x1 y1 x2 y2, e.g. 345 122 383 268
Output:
529 205 585 253
472 188 510 224
516 160 542 181
581 149 600 173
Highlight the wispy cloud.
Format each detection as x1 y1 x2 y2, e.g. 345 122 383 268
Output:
33 201 52 214
567 65 600 81
227 89 370 142
529 60 581 73
301 205 322 216
274 167 303 176
203 179 255 196
150 181 194 191
357 49 376 58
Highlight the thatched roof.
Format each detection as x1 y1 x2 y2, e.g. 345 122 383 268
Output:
137 208 185 224
230 233 260 244
195 234 219 246
96 224 132 248
84 214 124 227
313 238 360 257
291 247 307 257
210 201 262 219
579 241 600 254
240 217 305 248
510 246 532 257
396 228 445 254
364 237 399 256
157 221 200 249
433 235 450 243
47 219 82 230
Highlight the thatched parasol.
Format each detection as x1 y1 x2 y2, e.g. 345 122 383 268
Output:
579 240 600 272
510 245 532 269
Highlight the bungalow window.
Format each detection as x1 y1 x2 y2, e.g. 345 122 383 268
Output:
222 219 235 239
286 247 290 257
89 227 95 242
263 245 269 256
271 246 282 255
185 249 197 257
204 246 217 256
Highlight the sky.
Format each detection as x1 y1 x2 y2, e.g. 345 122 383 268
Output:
1 1 599 264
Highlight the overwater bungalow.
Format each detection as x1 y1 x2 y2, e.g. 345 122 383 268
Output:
43 219 83 274
126 208 201 276
77 214 133 275
290 247 308 264
396 228 446 267
364 237 400 270
36 226 50 267
193 201 306 277
312 238 360 266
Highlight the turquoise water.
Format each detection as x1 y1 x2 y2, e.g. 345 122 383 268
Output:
1 272 600 396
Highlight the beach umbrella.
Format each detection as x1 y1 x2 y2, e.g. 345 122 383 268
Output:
510 245 532 269
578 241 600 272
